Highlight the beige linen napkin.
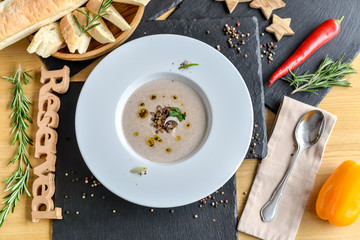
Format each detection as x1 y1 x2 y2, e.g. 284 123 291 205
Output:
238 96 337 240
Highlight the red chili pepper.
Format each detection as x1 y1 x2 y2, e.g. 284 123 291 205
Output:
268 16 344 86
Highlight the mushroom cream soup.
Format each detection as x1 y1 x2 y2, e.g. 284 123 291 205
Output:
122 79 207 163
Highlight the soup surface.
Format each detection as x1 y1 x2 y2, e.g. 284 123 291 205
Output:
122 79 207 163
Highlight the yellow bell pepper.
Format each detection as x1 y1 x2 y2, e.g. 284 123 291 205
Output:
316 160 360 226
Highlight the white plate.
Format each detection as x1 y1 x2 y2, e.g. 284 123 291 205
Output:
75 34 253 208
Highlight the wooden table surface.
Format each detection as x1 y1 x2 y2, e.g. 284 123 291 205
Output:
0 9 359 240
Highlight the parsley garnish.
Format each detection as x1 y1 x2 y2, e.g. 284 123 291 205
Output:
170 107 186 121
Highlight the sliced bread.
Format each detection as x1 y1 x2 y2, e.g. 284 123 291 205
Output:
60 13 91 54
27 22 64 58
113 0 150 6
73 7 115 44
86 0 131 31
0 0 88 50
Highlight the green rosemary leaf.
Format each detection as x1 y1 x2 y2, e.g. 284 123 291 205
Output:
73 15 83 32
86 23 101 32
282 56 355 94
178 63 199 69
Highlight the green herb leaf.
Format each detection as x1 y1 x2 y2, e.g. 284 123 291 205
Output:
178 63 199 70
170 108 186 122
0 65 33 227
74 0 113 34
282 55 355 94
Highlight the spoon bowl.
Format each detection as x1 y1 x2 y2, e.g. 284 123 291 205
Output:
260 110 326 222
295 110 326 149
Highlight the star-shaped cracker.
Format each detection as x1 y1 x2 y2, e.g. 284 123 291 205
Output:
266 14 294 41
250 0 286 19
216 0 252 13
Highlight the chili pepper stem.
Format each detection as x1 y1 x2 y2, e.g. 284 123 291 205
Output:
336 16 344 25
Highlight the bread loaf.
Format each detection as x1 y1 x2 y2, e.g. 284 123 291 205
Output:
0 0 88 51
86 0 131 31
73 7 115 44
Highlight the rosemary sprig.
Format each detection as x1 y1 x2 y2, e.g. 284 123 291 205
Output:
73 0 113 34
0 65 33 227
282 56 355 94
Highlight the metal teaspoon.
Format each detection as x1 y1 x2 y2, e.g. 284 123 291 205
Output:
260 110 326 222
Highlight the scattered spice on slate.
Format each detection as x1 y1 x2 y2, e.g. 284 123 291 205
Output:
260 42 277 63
212 219 216 222
169 209 174 213
216 45 221 51
113 210 116 213
64 195 68 199
71 170 76 174
244 54 248 58
65 210 70 215
101 195 106 199
261 32 264 36
150 209 154 212
194 214 198 219
71 179 75 183
75 177 80 182
65 173 68 176
91 193 94 197
75 211 79 215
206 30 210 34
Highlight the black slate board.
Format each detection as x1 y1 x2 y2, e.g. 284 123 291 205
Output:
127 17 267 159
143 0 182 20
52 82 238 240
41 0 183 77
169 0 360 112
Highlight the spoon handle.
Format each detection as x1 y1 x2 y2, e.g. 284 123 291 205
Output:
260 147 302 222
